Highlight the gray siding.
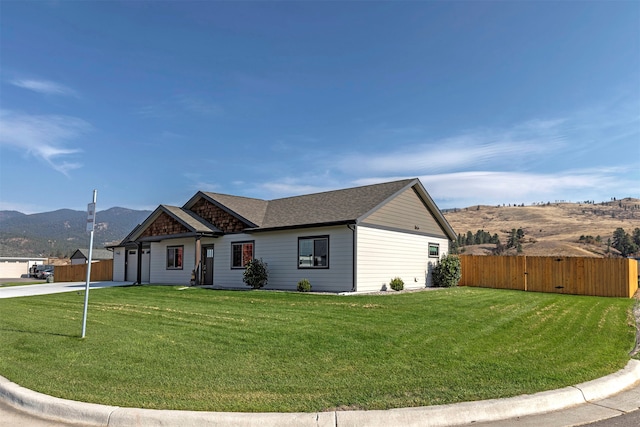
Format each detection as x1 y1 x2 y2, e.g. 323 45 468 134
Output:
149 238 195 285
112 247 126 281
362 187 447 238
212 226 353 292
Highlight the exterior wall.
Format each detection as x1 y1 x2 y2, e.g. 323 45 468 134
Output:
356 225 450 293
126 248 139 282
140 248 151 282
212 225 354 292
149 237 196 285
112 247 126 281
70 254 87 265
0 259 29 278
362 187 448 238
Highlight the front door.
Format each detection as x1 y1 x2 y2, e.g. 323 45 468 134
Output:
202 245 214 285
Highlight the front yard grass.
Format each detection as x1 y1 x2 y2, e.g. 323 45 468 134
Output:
0 286 635 412
0 281 45 287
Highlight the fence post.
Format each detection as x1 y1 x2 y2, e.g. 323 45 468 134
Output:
524 256 528 292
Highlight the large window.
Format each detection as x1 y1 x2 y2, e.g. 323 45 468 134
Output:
167 246 183 269
298 236 329 268
232 241 254 268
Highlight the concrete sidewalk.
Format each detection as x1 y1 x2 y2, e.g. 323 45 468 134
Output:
0 281 129 299
0 360 638 427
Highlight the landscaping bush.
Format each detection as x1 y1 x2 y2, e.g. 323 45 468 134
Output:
297 279 312 292
389 277 404 291
243 259 269 289
432 255 461 288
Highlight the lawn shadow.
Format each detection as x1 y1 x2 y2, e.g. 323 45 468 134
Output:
0 326 78 338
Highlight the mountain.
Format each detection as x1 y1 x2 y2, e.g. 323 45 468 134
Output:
443 198 640 257
3 198 639 259
0 207 152 257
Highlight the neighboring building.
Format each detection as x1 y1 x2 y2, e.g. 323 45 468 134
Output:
0 257 46 279
110 178 457 293
70 249 113 265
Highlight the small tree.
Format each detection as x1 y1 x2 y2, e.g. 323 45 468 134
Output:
243 258 269 289
389 277 404 291
297 279 312 292
432 255 462 288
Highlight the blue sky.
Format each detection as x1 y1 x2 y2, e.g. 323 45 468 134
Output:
1 1 638 214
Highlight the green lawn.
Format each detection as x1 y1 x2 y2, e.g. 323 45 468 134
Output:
0 286 635 412
0 281 45 287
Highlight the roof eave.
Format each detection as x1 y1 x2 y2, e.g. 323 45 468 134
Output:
136 231 221 243
244 219 356 233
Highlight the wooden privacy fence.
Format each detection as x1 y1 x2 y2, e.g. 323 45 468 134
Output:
54 259 113 282
459 255 639 298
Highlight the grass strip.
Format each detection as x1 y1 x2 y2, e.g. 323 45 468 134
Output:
0 281 45 287
0 286 634 412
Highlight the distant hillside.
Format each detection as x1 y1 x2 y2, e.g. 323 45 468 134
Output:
0 207 152 257
443 198 640 257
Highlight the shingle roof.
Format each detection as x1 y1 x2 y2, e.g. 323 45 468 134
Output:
73 248 113 260
160 205 221 234
200 179 415 230
258 179 415 229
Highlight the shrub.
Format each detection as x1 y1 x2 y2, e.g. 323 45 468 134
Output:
297 279 312 292
243 258 269 289
432 255 461 288
389 277 404 291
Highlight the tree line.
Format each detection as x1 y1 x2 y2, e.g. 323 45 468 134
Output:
451 228 526 255
451 227 640 258
611 228 640 257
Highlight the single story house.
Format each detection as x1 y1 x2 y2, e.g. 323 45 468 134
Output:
70 248 113 265
110 178 457 293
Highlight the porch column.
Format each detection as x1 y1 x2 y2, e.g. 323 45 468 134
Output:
136 242 143 284
194 236 202 285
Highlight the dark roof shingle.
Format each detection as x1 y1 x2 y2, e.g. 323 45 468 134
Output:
258 179 415 229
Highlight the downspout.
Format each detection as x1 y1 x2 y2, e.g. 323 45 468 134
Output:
347 224 357 292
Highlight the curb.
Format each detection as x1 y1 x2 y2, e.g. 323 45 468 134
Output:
1 360 639 427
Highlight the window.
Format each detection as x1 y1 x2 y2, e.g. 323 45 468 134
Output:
167 246 183 269
429 243 440 258
232 241 254 268
298 236 329 268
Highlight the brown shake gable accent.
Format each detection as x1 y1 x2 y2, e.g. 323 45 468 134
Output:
189 198 247 233
140 212 190 238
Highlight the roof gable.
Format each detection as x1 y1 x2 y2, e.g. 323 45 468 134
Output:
129 205 220 242
184 192 268 228
360 184 456 239
257 179 416 230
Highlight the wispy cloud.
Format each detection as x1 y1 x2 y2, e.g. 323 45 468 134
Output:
417 170 619 206
248 108 638 207
10 78 77 97
237 163 637 208
176 95 223 116
0 110 88 175
338 118 568 175
137 95 223 119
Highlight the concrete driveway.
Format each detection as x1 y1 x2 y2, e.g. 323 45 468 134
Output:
0 281 130 299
